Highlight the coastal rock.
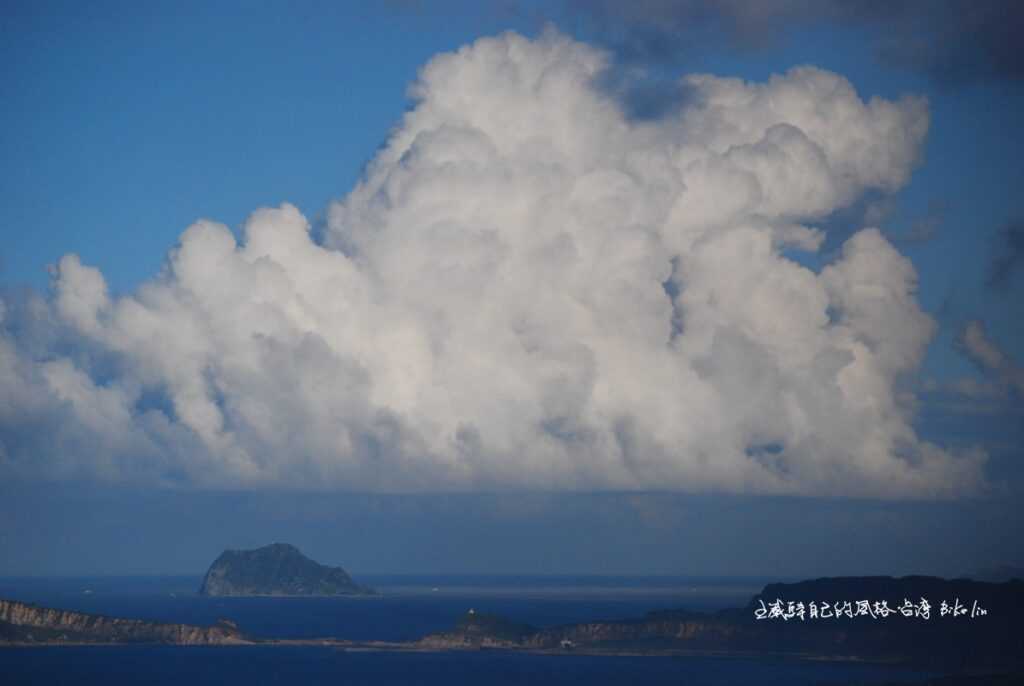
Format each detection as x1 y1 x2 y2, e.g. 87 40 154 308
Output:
417 610 536 649
0 598 247 645
198 543 374 596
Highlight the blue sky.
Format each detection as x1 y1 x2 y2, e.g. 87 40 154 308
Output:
1 1 1022 576
4 3 1020 372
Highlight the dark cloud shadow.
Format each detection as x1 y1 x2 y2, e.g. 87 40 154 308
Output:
988 218 1024 291
563 0 1024 87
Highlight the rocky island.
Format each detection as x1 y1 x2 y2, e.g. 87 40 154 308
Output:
198 543 374 596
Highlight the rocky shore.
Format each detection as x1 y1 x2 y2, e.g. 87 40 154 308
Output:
0 598 248 645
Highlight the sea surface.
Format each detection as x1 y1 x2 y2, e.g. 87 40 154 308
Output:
0 575 937 685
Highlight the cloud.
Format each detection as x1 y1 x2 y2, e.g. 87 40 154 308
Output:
960 320 1024 396
566 0 1024 85
988 219 1024 291
866 1 1024 84
0 30 985 497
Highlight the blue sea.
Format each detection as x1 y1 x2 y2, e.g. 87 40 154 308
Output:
0 575 937 685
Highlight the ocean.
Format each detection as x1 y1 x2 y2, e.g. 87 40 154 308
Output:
0 575 937 685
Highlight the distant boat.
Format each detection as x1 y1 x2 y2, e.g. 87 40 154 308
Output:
82 589 92 594
431 587 440 592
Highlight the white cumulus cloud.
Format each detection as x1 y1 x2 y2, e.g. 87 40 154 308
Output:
0 30 986 497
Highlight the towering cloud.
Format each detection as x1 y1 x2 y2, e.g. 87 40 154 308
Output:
0 31 986 496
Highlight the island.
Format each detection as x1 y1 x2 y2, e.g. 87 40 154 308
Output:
419 576 1024 672
198 542 374 596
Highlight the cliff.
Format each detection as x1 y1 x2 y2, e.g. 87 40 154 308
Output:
0 598 248 645
198 543 374 596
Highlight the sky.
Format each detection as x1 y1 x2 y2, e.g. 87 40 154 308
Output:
1 0 1022 577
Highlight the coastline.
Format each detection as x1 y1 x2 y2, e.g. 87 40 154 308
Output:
3 575 1022 677
0 636 910 666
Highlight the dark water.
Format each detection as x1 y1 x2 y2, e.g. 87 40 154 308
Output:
0 576 936 685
